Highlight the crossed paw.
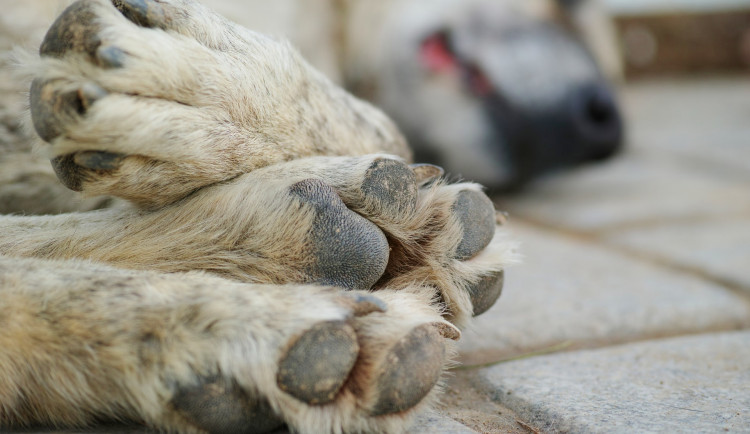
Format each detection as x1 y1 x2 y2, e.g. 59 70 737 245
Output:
29 0 408 208
9 0 517 432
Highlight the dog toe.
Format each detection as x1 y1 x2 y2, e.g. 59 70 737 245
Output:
468 271 504 316
172 376 283 434
277 320 359 405
369 323 446 416
452 189 496 260
290 179 389 289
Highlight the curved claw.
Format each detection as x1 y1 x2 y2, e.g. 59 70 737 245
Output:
112 0 168 29
431 321 461 341
409 163 444 185
339 293 388 317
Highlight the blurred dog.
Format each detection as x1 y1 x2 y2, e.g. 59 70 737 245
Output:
213 0 625 190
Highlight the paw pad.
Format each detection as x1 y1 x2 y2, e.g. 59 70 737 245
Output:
370 324 446 416
468 271 504 316
171 376 283 434
40 1 101 59
277 321 359 405
290 179 388 289
453 189 496 260
361 158 418 218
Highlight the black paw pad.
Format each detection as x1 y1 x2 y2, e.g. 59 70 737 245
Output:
171 376 283 434
468 271 504 317
30 79 107 142
370 324 446 416
277 321 359 405
361 158 418 218
40 1 101 59
452 190 496 260
290 179 388 289
112 0 167 29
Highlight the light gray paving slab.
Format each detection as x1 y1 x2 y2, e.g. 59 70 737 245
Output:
480 330 750 433
622 78 750 181
498 154 750 232
410 412 478 434
606 218 750 292
458 222 750 365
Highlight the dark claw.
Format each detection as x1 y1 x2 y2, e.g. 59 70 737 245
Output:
361 158 418 218
77 82 109 110
339 293 388 316
112 0 167 29
469 271 505 317
452 190 496 260
96 45 126 68
30 80 107 142
430 321 461 340
409 163 444 185
172 376 284 434
370 324 446 416
40 1 101 59
290 179 389 290
73 151 125 171
277 321 359 405
51 155 84 192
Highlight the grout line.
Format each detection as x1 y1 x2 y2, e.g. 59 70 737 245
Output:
459 325 750 369
510 215 750 306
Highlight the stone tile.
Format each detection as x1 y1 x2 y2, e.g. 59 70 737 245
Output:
606 218 750 292
410 412 478 434
458 222 750 365
622 78 750 181
497 154 750 232
480 330 750 433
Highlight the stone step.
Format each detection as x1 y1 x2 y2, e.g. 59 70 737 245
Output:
479 330 750 433
459 222 750 365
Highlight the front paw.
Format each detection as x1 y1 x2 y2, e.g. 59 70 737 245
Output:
29 0 406 208
157 286 458 434
250 155 519 326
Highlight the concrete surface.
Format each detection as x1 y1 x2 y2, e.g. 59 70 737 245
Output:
482 331 750 433
448 76 750 433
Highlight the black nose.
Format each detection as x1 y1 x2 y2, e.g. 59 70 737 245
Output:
571 83 623 161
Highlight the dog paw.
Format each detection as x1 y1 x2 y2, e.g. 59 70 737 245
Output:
3 261 457 433
155 285 458 434
29 0 407 208
248 155 518 326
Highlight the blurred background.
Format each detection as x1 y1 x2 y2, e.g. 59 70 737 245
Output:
609 0 750 77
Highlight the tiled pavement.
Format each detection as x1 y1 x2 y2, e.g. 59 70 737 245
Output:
22 78 750 433
450 77 750 433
